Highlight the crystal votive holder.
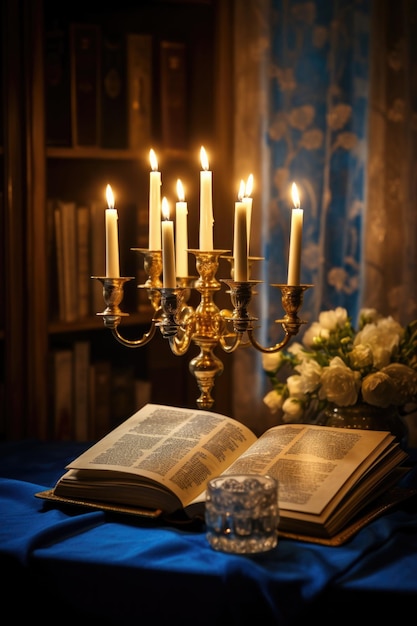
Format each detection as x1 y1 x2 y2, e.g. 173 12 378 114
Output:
205 474 279 554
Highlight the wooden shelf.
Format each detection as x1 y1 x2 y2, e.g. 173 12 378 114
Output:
46 147 191 160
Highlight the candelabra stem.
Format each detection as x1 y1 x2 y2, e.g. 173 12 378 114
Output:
187 250 229 409
190 340 224 409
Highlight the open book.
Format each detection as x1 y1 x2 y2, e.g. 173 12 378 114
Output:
38 403 411 543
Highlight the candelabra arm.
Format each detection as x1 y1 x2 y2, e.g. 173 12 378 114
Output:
246 284 313 353
246 328 292 353
111 318 158 348
218 330 243 353
169 306 195 355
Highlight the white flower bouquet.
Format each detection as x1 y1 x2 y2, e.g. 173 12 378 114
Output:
262 307 417 424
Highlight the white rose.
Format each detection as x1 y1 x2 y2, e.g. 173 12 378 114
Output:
354 316 404 368
381 363 417 404
286 374 305 396
358 308 381 326
262 351 284 373
318 356 361 406
303 321 329 348
361 371 398 407
263 390 284 414
294 358 322 393
287 341 304 357
319 307 348 330
348 344 373 369
282 397 305 422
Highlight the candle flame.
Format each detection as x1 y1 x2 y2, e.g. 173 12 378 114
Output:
150 148 158 172
106 184 115 208
291 182 300 208
176 179 185 202
162 196 170 220
238 179 245 201
200 146 209 171
245 174 254 197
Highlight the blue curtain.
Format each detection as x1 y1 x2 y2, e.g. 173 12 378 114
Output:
232 0 417 436
263 0 371 342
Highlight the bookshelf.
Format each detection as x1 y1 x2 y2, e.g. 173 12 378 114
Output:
0 0 235 441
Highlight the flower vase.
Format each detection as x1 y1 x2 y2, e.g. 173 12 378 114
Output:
318 403 408 448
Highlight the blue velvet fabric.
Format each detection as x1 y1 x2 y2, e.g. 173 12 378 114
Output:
1 441 417 625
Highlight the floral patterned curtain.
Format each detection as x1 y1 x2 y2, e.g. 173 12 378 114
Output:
230 0 417 438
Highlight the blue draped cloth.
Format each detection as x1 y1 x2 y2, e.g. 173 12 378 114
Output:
1 441 417 625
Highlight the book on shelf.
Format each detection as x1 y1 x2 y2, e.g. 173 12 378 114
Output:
126 33 152 149
53 203 66 321
90 360 112 440
44 20 72 146
70 23 101 147
73 340 91 442
54 200 78 322
40 403 411 544
110 364 136 430
76 205 90 318
160 40 188 149
52 349 73 440
101 31 127 149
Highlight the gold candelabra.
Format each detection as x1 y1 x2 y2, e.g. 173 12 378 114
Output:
93 249 312 410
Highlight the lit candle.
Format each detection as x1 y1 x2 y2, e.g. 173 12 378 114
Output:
233 180 246 259
149 148 161 250
175 179 188 277
199 146 213 250
161 197 176 288
287 182 303 285
243 174 253 254
105 184 120 277
234 183 248 282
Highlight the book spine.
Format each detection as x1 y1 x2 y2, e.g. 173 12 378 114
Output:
58 200 78 322
47 199 59 320
53 203 66 321
70 23 101 147
101 32 127 149
76 205 90 318
53 349 74 440
73 341 91 441
110 365 136 429
44 21 72 146
160 41 188 150
91 360 112 439
126 33 152 149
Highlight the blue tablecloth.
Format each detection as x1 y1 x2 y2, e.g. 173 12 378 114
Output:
1 440 417 625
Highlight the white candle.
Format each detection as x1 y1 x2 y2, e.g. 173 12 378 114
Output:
234 193 248 282
287 182 303 285
161 197 176 288
233 180 246 259
149 149 161 250
243 173 253 254
199 146 213 250
175 179 188 277
105 184 120 277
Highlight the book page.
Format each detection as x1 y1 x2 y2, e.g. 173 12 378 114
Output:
66 404 257 506
218 423 397 516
